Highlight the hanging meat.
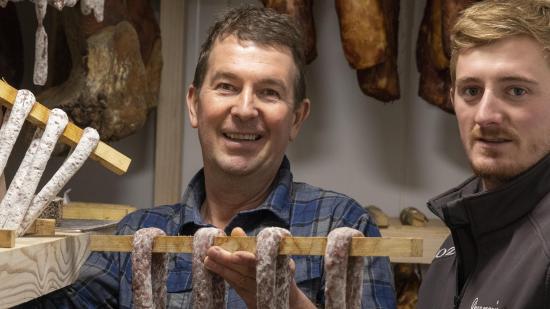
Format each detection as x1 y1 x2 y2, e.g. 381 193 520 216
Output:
37 0 162 142
416 0 453 113
417 0 480 113
335 0 387 70
394 263 421 309
132 227 169 309
324 227 365 309
442 0 480 58
0 2 24 87
192 227 227 309
256 227 292 309
262 0 317 64
357 0 400 102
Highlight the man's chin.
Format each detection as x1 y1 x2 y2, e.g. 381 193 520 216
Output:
471 159 525 182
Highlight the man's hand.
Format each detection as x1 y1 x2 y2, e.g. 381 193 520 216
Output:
204 227 316 309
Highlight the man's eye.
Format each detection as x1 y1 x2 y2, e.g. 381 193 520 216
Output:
463 87 480 97
216 83 235 92
260 88 280 100
507 87 527 97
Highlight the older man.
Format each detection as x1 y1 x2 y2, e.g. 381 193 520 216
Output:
23 6 395 309
418 1 550 308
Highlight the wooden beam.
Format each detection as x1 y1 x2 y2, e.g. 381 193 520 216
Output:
90 235 423 257
0 80 131 175
154 0 185 205
24 219 56 236
63 202 136 221
0 229 15 248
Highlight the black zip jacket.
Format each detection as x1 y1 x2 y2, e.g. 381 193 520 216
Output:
418 154 550 309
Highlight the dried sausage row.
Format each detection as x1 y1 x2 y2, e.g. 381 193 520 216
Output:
18 127 99 235
0 108 68 230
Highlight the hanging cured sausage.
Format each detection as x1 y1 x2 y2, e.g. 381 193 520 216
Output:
0 108 68 230
324 227 365 309
262 0 317 64
18 127 99 235
132 227 169 309
192 227 226 309
256 227 292 309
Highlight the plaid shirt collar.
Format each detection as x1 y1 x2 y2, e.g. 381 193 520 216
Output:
178 157 293 235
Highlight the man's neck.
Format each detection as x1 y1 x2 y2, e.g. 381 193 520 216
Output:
201 167 278 229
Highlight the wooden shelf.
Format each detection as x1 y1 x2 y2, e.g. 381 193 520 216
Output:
0 233 90 308
380 218 450 264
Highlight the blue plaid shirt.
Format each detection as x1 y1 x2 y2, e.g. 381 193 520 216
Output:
22 157 396 308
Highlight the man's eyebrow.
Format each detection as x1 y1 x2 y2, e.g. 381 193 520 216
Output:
209 71 240 82
455 76 481 85
497 75 539 85
455 76 539 86
257 78 288 91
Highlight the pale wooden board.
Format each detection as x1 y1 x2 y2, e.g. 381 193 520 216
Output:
380 218 450 264
63 202 136 221
154 0 185 206
0 233 90 308
0 80 131 175
90 235 423 257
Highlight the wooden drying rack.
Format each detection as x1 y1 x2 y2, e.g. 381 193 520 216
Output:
0 80 131 175
90 235 423 258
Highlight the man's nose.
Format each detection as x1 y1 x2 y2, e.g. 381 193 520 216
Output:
231 89 259 120
474 90 504 127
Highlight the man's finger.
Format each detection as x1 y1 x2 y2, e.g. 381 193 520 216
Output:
206 247 256 278
230 227 246 237
204 256 257 290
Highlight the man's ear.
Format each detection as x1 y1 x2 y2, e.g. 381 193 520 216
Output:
186 85 199 128
289 98 311 141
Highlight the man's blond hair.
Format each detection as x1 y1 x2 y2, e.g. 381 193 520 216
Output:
450 0 550 84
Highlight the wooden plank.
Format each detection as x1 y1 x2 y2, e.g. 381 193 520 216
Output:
380 218 450 264
0 80 131 175
24 219 56 236
90 235 423 257
0 233 90 308
154 0 185 205
0 230 15 248
63 202 136 221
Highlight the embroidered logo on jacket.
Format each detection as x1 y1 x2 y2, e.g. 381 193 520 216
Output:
434 246 455 259
471 297 500 309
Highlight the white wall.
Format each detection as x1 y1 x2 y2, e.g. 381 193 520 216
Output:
181 0 472 217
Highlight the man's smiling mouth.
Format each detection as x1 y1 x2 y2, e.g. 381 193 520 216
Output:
224 133 262 141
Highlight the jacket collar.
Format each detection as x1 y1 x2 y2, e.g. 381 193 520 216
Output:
428 154 550 237
178 156 293 235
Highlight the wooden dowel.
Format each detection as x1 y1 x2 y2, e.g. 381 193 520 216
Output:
90 235 423 257
0 80 131 175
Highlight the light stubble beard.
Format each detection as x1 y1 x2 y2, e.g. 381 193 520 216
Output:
468 126 550 189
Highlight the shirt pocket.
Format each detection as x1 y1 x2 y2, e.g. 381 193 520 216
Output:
166 254 193 293
293 255 322 301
